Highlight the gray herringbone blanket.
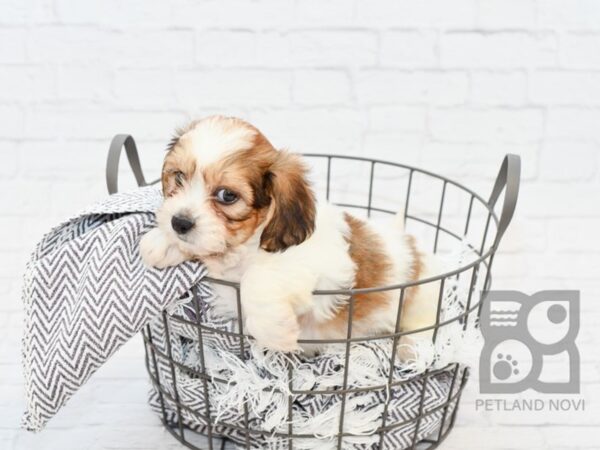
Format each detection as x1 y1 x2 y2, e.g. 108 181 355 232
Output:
21 186 204 431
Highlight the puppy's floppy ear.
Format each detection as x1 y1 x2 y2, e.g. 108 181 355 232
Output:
161 129 185 197
161 149 177 197
260 151 316 252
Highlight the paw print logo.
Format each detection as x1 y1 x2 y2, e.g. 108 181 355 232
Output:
493 353 519 380
480 291 580 394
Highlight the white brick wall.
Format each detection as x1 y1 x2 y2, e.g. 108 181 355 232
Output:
1 1 599 449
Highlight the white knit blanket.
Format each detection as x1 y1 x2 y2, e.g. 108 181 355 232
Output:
147 288 471 449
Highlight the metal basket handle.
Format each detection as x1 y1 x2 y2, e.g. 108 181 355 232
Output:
488 154 521 249
106 134 148 194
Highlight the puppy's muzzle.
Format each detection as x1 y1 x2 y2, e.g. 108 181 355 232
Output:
171 214 195 235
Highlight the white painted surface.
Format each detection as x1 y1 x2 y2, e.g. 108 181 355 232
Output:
1 1 599 448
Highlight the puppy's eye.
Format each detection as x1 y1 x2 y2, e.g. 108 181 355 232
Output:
214 188 238 205
173 171 185 187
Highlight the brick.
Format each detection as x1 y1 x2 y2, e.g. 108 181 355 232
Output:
195 31 290 69
50 180 106 217
440 32 557 68
518 182 600 218
496 217 547 253
0 142 18 178
561 34 600 68
354 0 416 27
0 180 52 217
470 71 527 105
422 141 539 182
368 106 427 133
29 27 116 63
532 250 600 279
174 70 291 107
29 0 55 24
548 219 600 251
0 65 56 101
195 31 257 67
292 70 351 105
113 30 195 69
546 107 600 140
363 133 423 165
29 27 194 68
477 0 536 28
111 111 189 142
22 216 66 250
540 141 598 181
0 250 27 278
171 0 295 28
487 248 531 278
18 140 107 179
429 108 544 143
355 0 476 28
0 279 13 297
0 1 28 24
530 71 600 105
0 28 27 63
115 69 174 108
293 0 354 27
289 31 378 66
538 0 600 30
0 218 24 250
251 108 364 154
0 105 24 138
25 107 186 140
57 66 112 101
380 31 437 67
55 0 110 23
56 0 171 27
0 290 22 313
356 71 468 105
255 32 291 67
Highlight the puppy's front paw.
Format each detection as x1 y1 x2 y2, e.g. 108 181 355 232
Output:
396 332 433 363
396 335 418 362
139 228 187 269
245 312 301 353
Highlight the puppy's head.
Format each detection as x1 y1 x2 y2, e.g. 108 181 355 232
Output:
157 116 315 260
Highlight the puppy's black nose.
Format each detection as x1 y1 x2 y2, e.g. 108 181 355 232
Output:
171 214 195 235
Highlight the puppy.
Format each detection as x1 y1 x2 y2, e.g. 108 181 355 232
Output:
140 116 440 356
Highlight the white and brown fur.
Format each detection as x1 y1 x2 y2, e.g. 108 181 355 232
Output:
140 116 440 356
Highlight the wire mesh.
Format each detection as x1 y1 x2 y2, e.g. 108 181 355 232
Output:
112 151 515 450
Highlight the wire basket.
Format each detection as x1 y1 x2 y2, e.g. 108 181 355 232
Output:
106 135 520 450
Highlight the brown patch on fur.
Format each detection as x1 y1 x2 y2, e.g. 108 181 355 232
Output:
202 131 277 248
259 152 316 252
161 146 197 197
202 133 276 209
330 213 394 329
325 220 425 338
